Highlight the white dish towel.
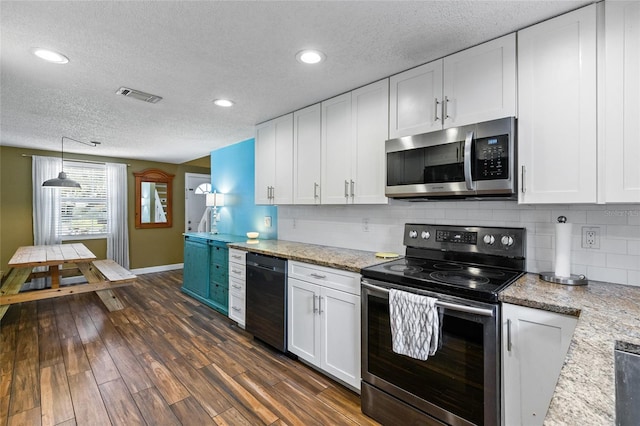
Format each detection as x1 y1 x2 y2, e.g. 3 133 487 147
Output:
389 289 440 361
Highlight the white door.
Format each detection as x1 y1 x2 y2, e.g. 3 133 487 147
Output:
321 93 353 204
389 60 443 138
443 33 516 128
293 104 322 205
255 120 276 205
185 173 211 232
320 287 360 389
287 278 320 365
517 4 597 204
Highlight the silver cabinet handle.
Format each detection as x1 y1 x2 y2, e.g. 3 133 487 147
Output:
521 165 526 194
463 131 475 191
507 319 513 352
434 98 440 122
232 306 242 312
310 273 326 279
344 180 349 198
232 284 242 290
313 182 320 199
443 96 450 120
231 269 241 275
232 254 242 260
350 180 355 198
313 295 318 313
318 296 324 314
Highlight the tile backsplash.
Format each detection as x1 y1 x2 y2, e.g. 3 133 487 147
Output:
278 201 640 286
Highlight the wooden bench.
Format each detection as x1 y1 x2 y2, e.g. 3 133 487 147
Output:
0 259 136 318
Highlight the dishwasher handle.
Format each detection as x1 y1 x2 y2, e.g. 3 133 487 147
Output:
246 261 286 274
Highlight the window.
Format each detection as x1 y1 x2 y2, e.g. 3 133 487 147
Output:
58 161 108 237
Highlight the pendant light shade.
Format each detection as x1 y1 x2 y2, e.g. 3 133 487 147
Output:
42 136 100 188
42 171 81 188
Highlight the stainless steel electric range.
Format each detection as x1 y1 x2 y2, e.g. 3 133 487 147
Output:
360 223 526 426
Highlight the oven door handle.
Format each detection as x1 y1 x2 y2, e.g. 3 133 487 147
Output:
463 131 476 191
362 281 495 317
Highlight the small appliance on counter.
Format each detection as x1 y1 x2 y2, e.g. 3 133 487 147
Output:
539 216 588 286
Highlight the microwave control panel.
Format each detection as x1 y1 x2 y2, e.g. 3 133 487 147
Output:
474 134 509 180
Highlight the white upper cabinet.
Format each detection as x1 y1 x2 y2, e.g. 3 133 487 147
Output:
254 121 276 205
443 34 517 128
293 104 322 205
321 80 389 205
351 79 389 204
254 113 293 205
389 33 516 139
518 4 597 204
321 93 353 204
390 61 443 138
604 1 640 203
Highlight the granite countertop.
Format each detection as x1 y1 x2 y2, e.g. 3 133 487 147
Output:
501 274 640 425
227 239 394 273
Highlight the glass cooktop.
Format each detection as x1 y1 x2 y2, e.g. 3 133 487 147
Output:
361 257 523 302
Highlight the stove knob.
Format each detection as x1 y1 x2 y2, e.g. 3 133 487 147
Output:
501 235 514 247
421 231 431 240
483 234 495 245
409 230 418 238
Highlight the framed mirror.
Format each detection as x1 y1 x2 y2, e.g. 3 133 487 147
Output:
134 168 174 229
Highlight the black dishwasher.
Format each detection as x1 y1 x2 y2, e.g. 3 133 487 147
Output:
245 252 287 352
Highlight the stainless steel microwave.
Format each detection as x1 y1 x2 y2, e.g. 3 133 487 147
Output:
385 117 517 199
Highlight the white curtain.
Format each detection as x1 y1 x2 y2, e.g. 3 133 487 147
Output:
29 156 63 289
106 162 129 268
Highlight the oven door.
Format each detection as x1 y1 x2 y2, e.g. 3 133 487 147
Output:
361 279 500 426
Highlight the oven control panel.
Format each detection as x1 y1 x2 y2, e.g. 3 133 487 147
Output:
404 223 525 257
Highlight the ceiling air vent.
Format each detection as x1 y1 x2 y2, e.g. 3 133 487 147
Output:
116 87 163 103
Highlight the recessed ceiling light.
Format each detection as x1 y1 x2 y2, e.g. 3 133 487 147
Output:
31 48 69 64
296 49 326 65
213 99 234 107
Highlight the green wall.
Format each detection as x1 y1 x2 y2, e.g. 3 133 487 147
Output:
0 145 209 273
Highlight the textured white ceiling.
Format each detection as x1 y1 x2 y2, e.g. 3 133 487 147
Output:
1 1 591 164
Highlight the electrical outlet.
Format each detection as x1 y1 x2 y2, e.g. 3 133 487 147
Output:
264 216 272 228
363 218 370 232
581 226 600 249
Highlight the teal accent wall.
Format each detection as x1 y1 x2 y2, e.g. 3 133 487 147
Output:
210 139 277 239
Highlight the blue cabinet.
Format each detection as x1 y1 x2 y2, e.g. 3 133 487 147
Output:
182 235 232 315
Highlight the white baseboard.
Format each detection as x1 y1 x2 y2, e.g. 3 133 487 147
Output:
131 263 183 275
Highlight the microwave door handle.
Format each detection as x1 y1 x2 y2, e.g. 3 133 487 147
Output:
463 131 475 191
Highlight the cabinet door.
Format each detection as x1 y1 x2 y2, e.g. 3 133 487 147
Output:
320 287 361 390
352 79 389 205
605 1 640 203
321 93 353 204
182 238 209 298
443 33 516 128
255 120 276 205
293 104 322 204
273 113 294 204
389 61 443 138
502 303 577 426
287 278 320 365
518 5 597 204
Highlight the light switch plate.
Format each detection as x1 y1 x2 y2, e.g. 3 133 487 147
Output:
264 216 272 228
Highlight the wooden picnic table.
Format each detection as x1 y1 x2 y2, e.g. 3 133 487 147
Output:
0 243 135 320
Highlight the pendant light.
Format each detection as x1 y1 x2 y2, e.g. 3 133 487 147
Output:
42 136 100 188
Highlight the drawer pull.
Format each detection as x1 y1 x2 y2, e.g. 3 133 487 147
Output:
232 269 242 274
232 306 242 312
232 255 242 260
232 284 242 290
310 273 326 279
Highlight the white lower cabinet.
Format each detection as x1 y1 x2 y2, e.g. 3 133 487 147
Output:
287 261 361 390
502 303 578 426
228 249 246 327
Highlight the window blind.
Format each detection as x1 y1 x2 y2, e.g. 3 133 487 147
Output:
58 161 108 236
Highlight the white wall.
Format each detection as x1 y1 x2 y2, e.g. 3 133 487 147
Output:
278 201 640 286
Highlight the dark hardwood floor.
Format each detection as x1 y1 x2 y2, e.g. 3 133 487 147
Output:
0 270 380 426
